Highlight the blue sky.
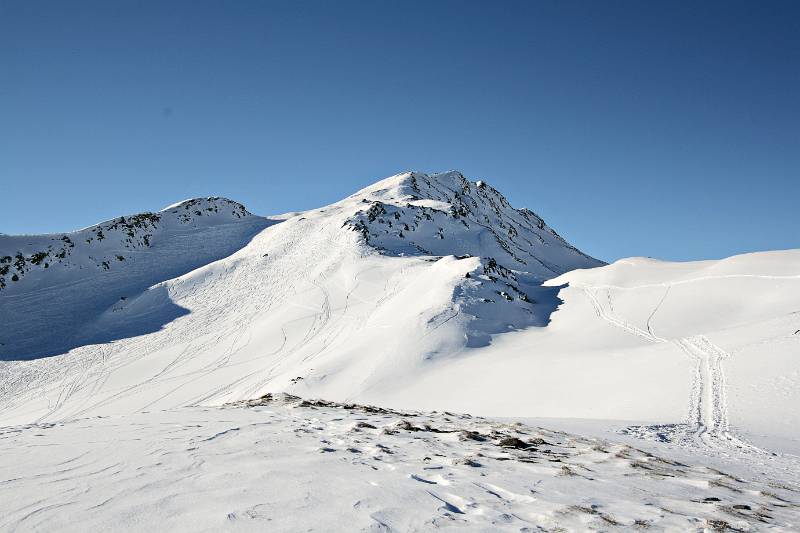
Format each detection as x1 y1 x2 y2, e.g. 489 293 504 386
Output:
1 1 798 262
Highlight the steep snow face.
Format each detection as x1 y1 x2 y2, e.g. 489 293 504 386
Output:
0 197 273 358
340 171 605 345
343 171 603 277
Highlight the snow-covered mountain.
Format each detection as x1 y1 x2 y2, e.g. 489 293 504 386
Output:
1 171 799 531
342 171 600 276
0 171 601 363
1 171 797 441
1 196 254 290
0 197 274 358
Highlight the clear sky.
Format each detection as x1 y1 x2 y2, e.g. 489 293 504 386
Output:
1 1 798 262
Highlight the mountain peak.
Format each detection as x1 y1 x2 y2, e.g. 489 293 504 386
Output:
343 171 603 279
0 196 260 292
159 196 252 218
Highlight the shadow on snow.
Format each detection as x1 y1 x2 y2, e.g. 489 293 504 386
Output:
0 219 274 361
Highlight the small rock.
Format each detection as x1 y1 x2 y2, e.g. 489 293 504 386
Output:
453 457 482 467
397 420 423 432
497 436 532 449
459 430 487 442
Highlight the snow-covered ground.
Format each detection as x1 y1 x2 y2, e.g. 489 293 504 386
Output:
387 250 800 453
1 171 799 530
2 395 798 532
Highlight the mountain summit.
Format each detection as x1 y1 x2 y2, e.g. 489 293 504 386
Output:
343 171 602 276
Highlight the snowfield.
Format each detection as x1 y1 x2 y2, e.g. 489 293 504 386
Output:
1 171 798 531
2 395 798 532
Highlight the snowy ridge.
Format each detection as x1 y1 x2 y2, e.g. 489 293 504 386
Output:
0 196 253 291
0 197 272 358
344 171 603 277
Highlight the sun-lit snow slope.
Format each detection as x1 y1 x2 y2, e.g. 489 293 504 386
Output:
3 396 798 532
0 197 274 358
0 171 601 425
388 249 800 454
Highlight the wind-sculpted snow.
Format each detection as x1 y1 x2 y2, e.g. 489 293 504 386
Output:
1 395 797 532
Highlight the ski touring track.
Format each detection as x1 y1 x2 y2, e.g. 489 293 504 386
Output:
580 285 767 456
675 336 764 454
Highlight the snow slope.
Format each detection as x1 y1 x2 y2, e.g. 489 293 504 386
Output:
1 170 799 530
0 171 602 425
0 197 274 358
2 395 797 532
387 250 800 443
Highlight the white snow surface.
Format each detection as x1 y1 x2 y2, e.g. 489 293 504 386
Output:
0 171 603 419
1 171 799 530
2 395 798 532
0 196 272 358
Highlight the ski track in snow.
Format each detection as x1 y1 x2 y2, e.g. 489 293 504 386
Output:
582 286 667 343
675 336 765 455
581 284 769 456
